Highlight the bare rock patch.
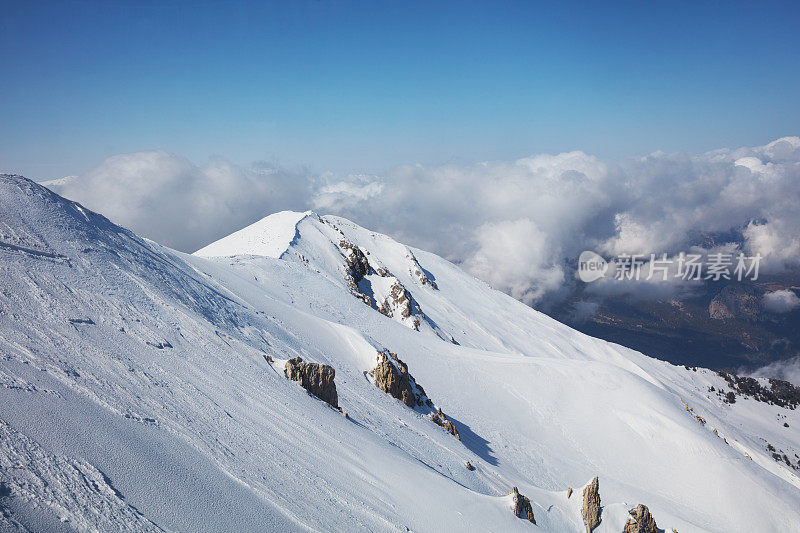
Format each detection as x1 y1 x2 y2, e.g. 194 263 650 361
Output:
582 476 601 532
430 408 460 440
370 349 430 408
284 357 338 409
510 486 536 524
623 504 659 533
369 349 459 440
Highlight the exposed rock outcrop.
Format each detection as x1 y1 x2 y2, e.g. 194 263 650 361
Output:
567 487 573 499
430 408 460 440
381 282 414 319
378 281 422 330
370 349 432 408
372 350 417 408
284 357 338 409
510 486 536 524
582 477 601 532
374 280 425 331
338 241 426 331
407 251 438 289
466 461 474 471
369 349 460 440
340 240 370 284
339 240 374 306
623 504 658 533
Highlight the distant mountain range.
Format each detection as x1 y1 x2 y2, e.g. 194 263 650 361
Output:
551 274 800 371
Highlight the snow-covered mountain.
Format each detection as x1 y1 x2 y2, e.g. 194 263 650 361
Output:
2 173 800 532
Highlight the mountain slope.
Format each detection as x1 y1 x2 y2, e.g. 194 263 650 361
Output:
1 175 799 532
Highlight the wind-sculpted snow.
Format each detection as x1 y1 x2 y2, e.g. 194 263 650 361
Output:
0 418 163 532
2 174 800 531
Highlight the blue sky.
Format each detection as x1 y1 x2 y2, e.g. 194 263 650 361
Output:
1 0 798 179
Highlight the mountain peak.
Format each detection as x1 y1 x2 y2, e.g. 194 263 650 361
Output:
0 173 126 259
194 209 318 258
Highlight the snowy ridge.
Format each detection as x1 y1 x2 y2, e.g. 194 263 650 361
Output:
194 210 312 259
1 174 799 531
198 212 447 335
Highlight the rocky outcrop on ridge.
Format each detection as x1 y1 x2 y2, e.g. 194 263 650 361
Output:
371 349 426 408
510 486 536 524
340 240 374 306
430 408 460 440
378 281 421 329
623 504 659 533
716 370 800 409
338 240 426 331
341 240 370 284
407 251 438 289
370 349 459 439
284 357 339 409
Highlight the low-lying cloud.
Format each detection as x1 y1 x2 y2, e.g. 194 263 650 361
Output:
46 137 800 306
750 356 800 387
763 290 800 313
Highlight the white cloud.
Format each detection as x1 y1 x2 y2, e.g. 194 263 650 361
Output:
464 218 564 305
321 136 800 303
49 150 315 252
763 290 800 313
750 355 800 387
46 137 800 305
312 174 384 211
744 221 800 271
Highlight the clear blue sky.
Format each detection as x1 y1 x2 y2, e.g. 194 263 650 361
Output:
2 0 798 179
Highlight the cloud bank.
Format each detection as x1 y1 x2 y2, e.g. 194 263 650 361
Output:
763 290 800 313
750 356 800 387
48 151 315 253
47 137 800 305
